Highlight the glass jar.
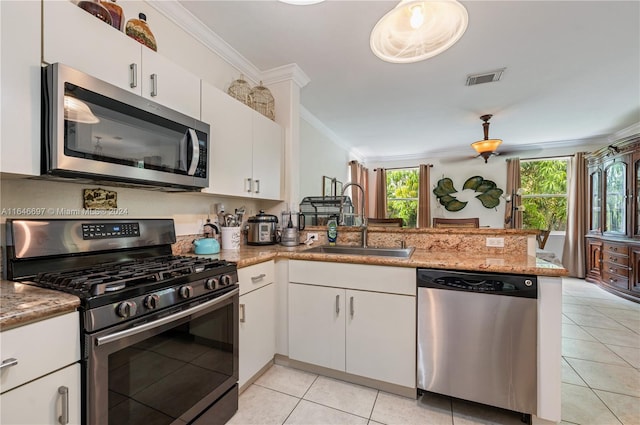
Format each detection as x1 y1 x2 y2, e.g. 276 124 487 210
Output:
125 13 157 51
77 0 113 26
100 0 123 31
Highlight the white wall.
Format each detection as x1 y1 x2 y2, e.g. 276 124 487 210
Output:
298 118 350 205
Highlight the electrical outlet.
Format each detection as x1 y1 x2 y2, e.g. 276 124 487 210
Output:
486 237 505 247
307 233 319 241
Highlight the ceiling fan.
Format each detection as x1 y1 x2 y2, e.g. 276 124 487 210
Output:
440 114 539 164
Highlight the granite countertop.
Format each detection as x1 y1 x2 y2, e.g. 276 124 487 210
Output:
1 243 566 330
0 280 80 331
195 243 568 277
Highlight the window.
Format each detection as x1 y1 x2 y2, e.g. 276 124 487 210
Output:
386 168 418 227
520 158 569 231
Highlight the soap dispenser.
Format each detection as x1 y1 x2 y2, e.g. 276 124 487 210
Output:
327 219 338 246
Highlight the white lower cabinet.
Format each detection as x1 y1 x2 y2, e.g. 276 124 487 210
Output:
288 261 416 388
0 363 81 425
0 312 81 424
238 261 276 388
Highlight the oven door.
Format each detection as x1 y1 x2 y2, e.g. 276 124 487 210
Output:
85 288 238 425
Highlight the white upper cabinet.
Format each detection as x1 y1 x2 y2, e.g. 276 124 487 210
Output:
201 81 283 200
0 0 41 176
42 0 141 94
252 112 284 200
42 0 200 119
140 49 201 119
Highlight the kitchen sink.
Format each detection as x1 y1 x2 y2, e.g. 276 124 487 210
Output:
304 245 415 258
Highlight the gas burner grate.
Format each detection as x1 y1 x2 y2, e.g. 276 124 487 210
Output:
33 255 232 297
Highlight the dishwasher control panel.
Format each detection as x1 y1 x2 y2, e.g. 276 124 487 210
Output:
417 268 537 298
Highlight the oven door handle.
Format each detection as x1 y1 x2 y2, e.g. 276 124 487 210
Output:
96 288 238 347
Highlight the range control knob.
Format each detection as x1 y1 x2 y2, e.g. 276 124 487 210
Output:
116 301 137 318
144 294 160 309
220 275 232 287
179 285 193 299
205 277 219 290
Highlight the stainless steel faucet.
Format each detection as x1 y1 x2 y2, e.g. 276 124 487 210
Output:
340 182 368 248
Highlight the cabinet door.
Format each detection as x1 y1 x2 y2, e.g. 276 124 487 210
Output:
43 0 141 94
589 167 602 233
0 363 81 425
201 82 253 196
631 247 640 294
239 283 276 388
252 113 283 200
586 239 603 281
604 160 628 235
288 284 345 371
345 290 416 387
140 48 201 119
0 0 41 175
634 155 640 237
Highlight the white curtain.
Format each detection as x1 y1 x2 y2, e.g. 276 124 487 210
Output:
562 153 587 277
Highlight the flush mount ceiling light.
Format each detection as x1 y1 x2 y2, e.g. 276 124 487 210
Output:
471 114 502 163
370 0 468 64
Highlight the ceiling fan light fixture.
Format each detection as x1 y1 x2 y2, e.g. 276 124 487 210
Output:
370 0 468 64
471 139 502 162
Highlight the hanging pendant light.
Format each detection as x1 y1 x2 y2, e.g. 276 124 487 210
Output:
370 0 468 64
471 114 502 163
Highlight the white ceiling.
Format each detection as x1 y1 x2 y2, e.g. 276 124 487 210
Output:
177 0 640 161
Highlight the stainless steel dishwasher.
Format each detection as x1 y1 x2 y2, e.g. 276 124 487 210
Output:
417 268 537 417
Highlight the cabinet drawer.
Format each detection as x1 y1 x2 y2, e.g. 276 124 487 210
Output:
604 253 629 267
238 260 275 295
602 271 629 290
1 312 80 392
603 242 629 256
603 262 630 278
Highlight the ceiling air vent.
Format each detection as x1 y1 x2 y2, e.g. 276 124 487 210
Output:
466 68 505 86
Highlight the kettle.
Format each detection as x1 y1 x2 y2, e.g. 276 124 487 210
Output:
193 220 220 254
193 237 220 255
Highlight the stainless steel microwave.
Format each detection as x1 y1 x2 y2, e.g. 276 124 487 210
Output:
42 63 209 191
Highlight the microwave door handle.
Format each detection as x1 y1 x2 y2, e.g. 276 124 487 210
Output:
186 128 199 176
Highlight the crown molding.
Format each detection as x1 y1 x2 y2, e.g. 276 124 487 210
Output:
609 122 640 142
148 1 310 88
261 64 310 88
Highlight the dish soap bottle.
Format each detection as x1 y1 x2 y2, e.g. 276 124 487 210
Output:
125 13 157 51
327 219 338 246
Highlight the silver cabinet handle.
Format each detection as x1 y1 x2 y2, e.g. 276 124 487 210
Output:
58 386 69 425
240 303 246 323
251 273 266 283
350 296 354 317
129 63 137 88
150 73 158 97
246 178 253 193
0 357 18 369
335 295 340 315
254 179 261 194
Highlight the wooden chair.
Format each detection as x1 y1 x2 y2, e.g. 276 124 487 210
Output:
432 217 479 228
367 218 403 227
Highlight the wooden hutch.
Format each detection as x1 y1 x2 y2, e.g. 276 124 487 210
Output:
586 136 640 301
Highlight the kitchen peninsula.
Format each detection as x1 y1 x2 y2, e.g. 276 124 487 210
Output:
1 226 565 425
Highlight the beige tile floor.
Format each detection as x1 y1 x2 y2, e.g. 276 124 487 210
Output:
229 278 640 425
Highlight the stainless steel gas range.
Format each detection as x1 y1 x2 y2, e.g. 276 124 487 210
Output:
5 218 239 425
